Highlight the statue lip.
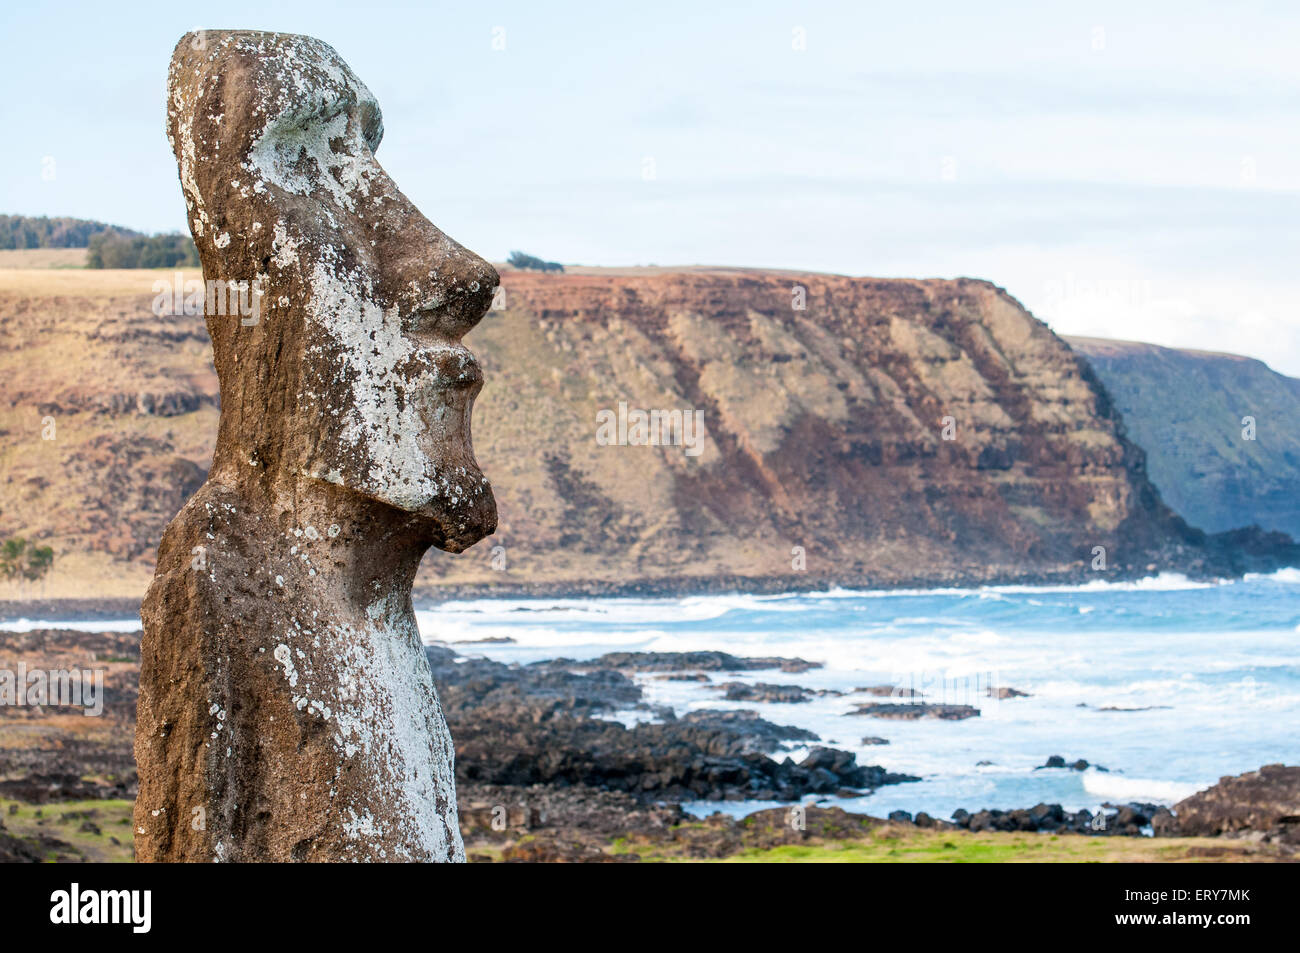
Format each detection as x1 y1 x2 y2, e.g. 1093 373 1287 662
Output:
430 345 483 391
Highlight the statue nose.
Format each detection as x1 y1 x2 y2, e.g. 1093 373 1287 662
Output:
370 191 499 341
409 262 497 342
400 246 498 342
440 258 499 335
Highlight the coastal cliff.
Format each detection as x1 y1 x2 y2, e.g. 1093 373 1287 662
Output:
433 267 1286 595
0 265 1291 605
1068 336 1300 540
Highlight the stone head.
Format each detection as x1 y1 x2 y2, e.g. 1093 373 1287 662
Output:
167 30 496 551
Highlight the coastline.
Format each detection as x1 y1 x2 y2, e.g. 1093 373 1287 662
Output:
2 622 1295 863
0 564 1239 624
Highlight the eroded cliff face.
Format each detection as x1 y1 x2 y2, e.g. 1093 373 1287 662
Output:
0 271 217 599
0 265 1271 603
428 266 1204 594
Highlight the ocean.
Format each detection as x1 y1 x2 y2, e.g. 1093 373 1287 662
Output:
415 569 1300 820
10 569 1298 821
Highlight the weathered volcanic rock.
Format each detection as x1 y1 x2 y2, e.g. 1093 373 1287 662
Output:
849 703 979 721
655 672 712 682
1172 764 1300 842
134 32 498 862
0 628 139 802
949 802 1161 836
854 685 923 697
423 647 915 801
559 651 822 674
0 822 46 864
715 681 819 703
1037 755 1102 771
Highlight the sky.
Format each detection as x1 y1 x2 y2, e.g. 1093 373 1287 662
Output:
3 1 1299 373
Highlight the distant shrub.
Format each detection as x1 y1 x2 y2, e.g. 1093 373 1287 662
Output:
507 250 564 273
0 537 54 584
87 232 199 269
0 214 137 250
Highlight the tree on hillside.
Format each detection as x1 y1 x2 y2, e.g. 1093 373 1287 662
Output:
507 250 564 273
0 215 199 266
0 536 55 587
0 537 24 579
87 232 199 268
0 214 139 249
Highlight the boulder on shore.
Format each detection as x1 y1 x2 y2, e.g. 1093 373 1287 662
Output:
849 703 978 721
1172 764 1300 843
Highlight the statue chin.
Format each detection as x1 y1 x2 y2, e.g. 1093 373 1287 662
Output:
419 466 497 552
313 463 496 551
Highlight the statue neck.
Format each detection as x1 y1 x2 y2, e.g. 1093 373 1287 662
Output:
209 463 432 617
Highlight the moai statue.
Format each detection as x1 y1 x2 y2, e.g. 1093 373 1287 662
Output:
135 31 497 862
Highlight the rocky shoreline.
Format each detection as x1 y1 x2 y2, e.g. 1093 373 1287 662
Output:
1 627 1296 861
426 646 917 802
0 597 144 624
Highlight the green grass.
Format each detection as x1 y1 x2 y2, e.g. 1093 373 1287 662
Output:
704 828 1252 863
603 823 1284 864
0 800 1278 863
1 797 135 862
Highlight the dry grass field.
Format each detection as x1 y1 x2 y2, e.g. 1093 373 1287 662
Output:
0 267 211 600
0 248 88 270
